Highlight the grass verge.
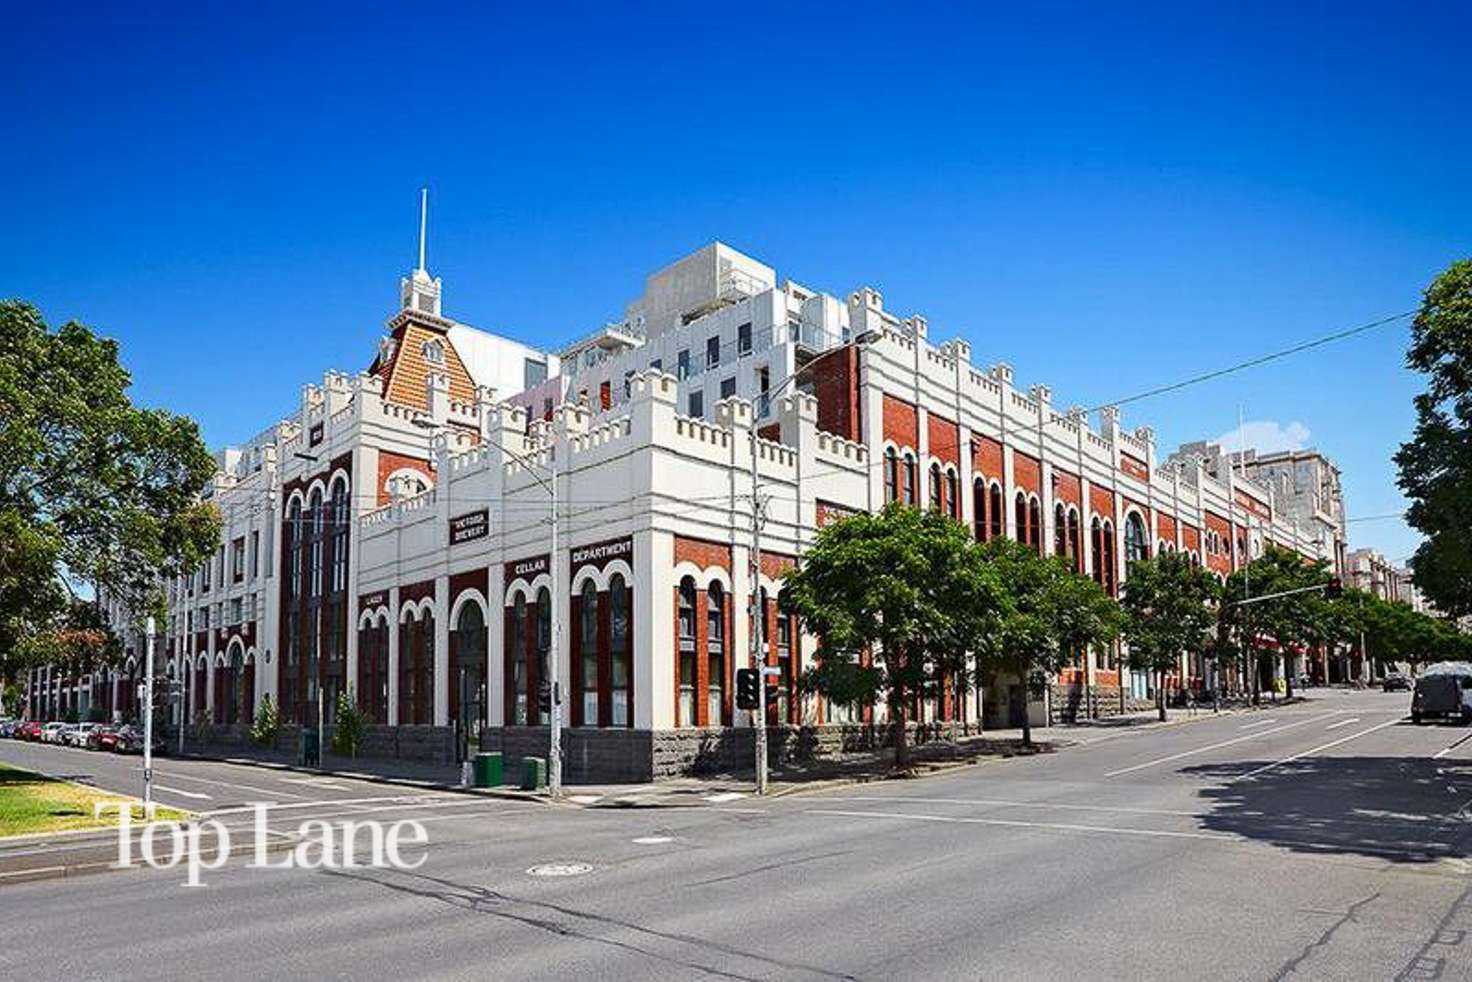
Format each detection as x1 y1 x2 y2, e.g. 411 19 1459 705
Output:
0 762 189 837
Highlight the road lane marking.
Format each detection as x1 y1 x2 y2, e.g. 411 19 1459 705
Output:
1236 719 1402 780
1433 732 1472 760
1105 714 1337 777
704 792 746 803
153 785 211 800
1325 718 1360 730
633 836 674 844
825 795 1200 817
806 808 1455 858
202 794 458 817
140 771 310 800
1239 718 1277 729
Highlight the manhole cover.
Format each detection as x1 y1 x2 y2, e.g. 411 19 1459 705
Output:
526 862 593 877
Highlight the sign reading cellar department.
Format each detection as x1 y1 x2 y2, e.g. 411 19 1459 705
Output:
570 536 632 578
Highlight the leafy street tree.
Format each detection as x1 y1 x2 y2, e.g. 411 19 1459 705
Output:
1396 259 1472 618
250 694 282 748
786 504 1000 768
1119 551 1220 720
0 301 220 687
332 689 368 758
973 539 1119 746
1220 546 1333 702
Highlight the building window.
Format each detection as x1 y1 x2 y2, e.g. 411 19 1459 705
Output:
678 578 697 727
707 584 725 726
308 488 324 598
1028 497 1042 553
422 339 445 365
609 574 630 727
885 449 899 503
989 484 1003 541
358 621 389 724
1015 492 1028 543
737 322 752 355
1091 518 1105 585
599 380 611 410
231 537 245 582
1125 512 1149 566
451 603 486 735
1067 509 1081 571
650 358 662 373
720 376 736 400
510 594 528 725
1055 504 1068 557
973 478 987 539
902 454 917 506
579 580 599 726
250 530 259 579
946 471 959 520
230 598 242 625
524 358 547 389
706 335 721 369
688 391 704 419
330 482 348 594
929 463 943 511
623 370 634 400
676 350 690 380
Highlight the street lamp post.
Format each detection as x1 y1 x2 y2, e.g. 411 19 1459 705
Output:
142 615 155 811
748 331 876 794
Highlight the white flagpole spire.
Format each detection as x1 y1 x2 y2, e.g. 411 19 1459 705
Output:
417 187 428 273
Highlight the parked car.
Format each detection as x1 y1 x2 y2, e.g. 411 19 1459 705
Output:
0 719 16 738
1383 672 1411 692
23 720 44 741
113 725 165 756
1412 663 1472 724
41 722 69 744
64 722 101 748
95 726 123 752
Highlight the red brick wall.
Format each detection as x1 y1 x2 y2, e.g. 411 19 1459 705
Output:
971 435 1004 482
1052 469 1081 511
1090 485 1115 521
674 535 732 573
1158 513 1177 543
1120 452 1149 483
882 394 919 449
1205 512 1233 575
812 346 860 441
761 552 796 581
1182 524 1201 554
927 412 959 468
1013 451 1041 495
376 451 432 506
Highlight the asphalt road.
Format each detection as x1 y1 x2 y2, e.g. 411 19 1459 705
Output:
3 689 1471 981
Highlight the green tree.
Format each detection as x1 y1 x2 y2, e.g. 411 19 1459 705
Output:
972 540 1118 746
1396 260 1472 618
1220 546 1333 702
0 301 220 686
1119 551 1220 720
250 694 281 748
331 688 367 758
786 504 1000 768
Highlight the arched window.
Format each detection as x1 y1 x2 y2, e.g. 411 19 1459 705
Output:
973 477 987 541
1125 512 1149 566
535 587 552 723
609 573 630 727
330 481 349 594
884 448 898 503
989 483 1003 541
286 499 303 598
452 602 486 732
707 583 726 726
677 577 697 726
902 454 917 506
358 618 388 723
510 594 528 725
308 488 324 598
946 470 959 520
929 462 943 511
1015 492 1028 543
1028 497 1042 553
1091 517 1104 584
1102 521 1117 594
422 339 445 365
579 580 599 726
1054 503 1067 557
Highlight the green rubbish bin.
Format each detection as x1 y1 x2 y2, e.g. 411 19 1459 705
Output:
520 756 546 791
299 728 320 768
473 752 503 788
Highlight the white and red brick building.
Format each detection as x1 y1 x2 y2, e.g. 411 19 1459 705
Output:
35 241 1350 779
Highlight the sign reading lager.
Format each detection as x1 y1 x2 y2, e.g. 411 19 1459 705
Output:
449 509 489 545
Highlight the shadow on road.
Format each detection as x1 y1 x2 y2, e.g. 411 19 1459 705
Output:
1180 751 1472 863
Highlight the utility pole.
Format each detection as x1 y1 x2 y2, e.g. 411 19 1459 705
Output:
548 428 563 798
750 432 768 795
142 616 155 811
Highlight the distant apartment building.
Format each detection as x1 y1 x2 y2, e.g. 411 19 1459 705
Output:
1345 547 1411 604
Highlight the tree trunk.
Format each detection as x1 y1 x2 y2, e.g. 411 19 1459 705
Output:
1021 709 1032 748
893 712 910 769
1285 654 1295 700
1157 669 1167 722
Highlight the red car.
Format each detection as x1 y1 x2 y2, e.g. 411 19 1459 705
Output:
19 720 44 741
95 727 123 752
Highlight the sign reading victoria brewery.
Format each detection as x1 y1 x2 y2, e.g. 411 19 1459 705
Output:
308 422 324 446
449 509 489 545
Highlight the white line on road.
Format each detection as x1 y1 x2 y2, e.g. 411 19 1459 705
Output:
1325 717 1361 730
1105 714 1337 777
203 794 458 818
152 785 211 800
1239 718 1277 729
824 795 1200 817
704 792 746 803
809 808 1233 842
139 771 310 800
1236 719 1402 780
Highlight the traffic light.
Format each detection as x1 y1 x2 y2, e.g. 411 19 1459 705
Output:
735 668 760 710
1325 577 1343 599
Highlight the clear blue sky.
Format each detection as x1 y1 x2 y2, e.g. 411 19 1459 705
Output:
4 2 1468 564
